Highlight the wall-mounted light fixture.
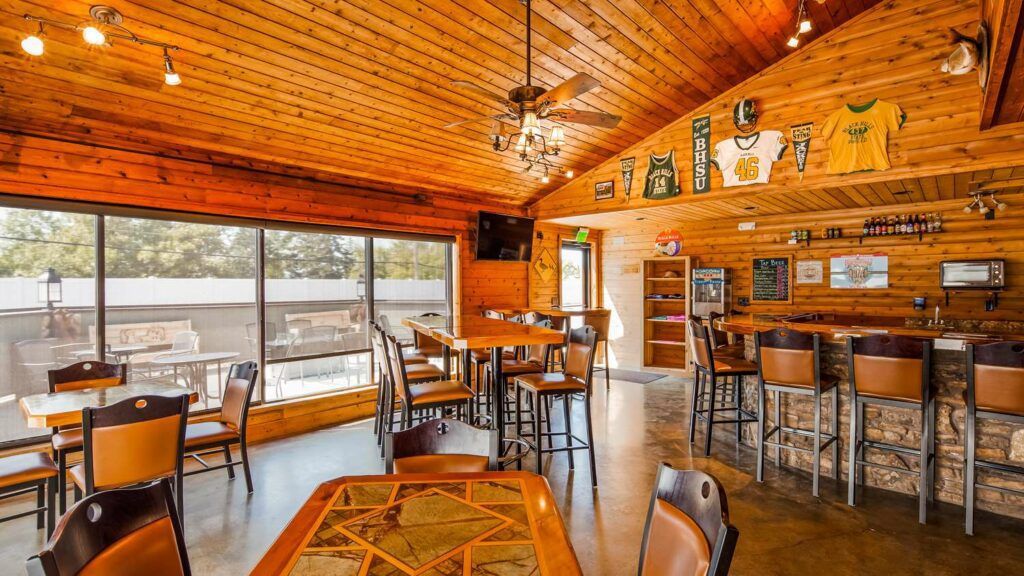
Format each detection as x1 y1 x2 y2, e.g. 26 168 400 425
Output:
963 190 1008 215
20 6 182 86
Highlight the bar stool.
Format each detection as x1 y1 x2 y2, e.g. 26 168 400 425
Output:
965 341 1024 535
706 312 745 359
371 320 438 451
484 320 553 419
514 326 599 487
583 310 612 390
754 329 839 497
846 334 934 524
686 320 759 457
384 332 475 430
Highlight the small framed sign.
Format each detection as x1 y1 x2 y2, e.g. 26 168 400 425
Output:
595 180 615 200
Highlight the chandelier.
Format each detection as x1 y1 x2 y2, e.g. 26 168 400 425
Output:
19 5 182 86
488 119 572 183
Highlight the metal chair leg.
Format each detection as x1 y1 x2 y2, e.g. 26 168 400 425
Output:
46 476 56 539
831 388 840 480
240 439 254 494
563 394 575 469
36 483 44 529
773 388 782 466
919 400 930 524
965 400 976 535
812 390 822 498
58 450 67 514
224 445 235 480
848 397 858 507
533 391 543 475
584 392 597 488
688 370 702 443
756 381 766 483
703 376 717 457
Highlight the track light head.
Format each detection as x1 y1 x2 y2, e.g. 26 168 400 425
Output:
21 33 44 56
163 48 181 86
82 25 105 46
787 36 800 48
799 19 813 33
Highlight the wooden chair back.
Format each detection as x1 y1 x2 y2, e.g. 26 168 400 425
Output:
638 463 738 576
82 395 189 492
847 334 930 403
384 333 413 402
583 311 611 343
704 312 732 350
967 341 1024 416
48 361 126 394
27 478 190 576
384 418 498 474
218 362 258 433
686 320 715 371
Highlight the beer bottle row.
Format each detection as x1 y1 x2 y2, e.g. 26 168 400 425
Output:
861 213 942 237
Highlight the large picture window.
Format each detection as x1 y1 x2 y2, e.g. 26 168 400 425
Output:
0 198 454 446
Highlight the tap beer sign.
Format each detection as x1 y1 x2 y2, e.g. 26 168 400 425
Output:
692 115 711 194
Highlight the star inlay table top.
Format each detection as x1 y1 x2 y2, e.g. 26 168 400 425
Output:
250 471 581 576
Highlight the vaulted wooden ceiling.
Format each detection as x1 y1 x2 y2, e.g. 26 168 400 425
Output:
0 0 878 207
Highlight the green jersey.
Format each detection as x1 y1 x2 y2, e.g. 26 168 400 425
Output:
642 150 680 200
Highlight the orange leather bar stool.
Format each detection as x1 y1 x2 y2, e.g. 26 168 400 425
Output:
638 463 739 576
47 361 126 514
583 310 612 390
72 394 190 523
706 312 745 359
847 334 935 524
513 326 599 487
384 332 475 430
687 319 759 457
965 341 1024 535
384 418 498 474
28 478 189 576
484 320 553 419
754 329 840 497
0 452 58 539
183 361 258 493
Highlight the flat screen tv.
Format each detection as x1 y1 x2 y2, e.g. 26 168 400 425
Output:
475 211 535 262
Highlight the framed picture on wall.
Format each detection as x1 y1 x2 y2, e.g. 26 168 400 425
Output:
595 181 615 200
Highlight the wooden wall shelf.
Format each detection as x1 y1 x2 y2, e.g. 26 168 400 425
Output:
643 256 691 371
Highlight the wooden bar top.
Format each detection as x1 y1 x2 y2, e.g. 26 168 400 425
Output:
403 315 565 349
250 471 581 576
713 313 1024 344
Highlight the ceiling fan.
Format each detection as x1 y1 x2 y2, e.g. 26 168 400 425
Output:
444 0 621 154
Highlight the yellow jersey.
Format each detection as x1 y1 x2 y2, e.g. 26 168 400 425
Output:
821 99 905 175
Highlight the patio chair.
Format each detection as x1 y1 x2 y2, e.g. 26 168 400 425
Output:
130 331 199 382
13 338 59 397
244 322 278 358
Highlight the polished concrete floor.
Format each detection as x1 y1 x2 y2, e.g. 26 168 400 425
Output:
2 375 1024 575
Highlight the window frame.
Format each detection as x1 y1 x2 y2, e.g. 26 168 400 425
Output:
0 193 455 447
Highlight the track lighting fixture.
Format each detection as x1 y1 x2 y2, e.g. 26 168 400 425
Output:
964 190 1008 216
20 6 181 86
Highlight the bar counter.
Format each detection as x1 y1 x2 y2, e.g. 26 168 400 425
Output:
713 313 1024 519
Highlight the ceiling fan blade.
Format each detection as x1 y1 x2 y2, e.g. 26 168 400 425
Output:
444 113 517 129
450 81 513 108
547 109 622 129
536 73 601 109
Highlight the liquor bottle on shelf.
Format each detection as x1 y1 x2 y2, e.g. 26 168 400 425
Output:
888 216 896 235
926 213 935 233
863 219 870 236
935 212 943 232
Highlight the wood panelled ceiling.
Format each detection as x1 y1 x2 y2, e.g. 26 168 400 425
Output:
547 167 1024 229
0 0 877 206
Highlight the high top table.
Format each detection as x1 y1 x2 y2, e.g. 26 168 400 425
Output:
19 381 198 428
402 315 565 455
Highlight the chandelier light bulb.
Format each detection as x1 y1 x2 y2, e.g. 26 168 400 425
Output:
550 125 566 147
963 204 973 213
998 201 1008 211
786 35 800 48
979 204 990 215
82 26 106 46
799 19 813 34
21 34 44 56
521 110 540 137
565 169 574 178
541 173 550 184
514 133 528 152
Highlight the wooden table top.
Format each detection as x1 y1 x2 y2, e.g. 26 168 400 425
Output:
713 313 1022 343
487 307 608 318
19 382 199 428
250 471 581 576
403 315 565 349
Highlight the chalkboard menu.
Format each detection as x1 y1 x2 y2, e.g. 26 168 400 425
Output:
751 256 792 303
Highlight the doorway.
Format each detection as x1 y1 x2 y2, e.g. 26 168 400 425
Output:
560 241 591 317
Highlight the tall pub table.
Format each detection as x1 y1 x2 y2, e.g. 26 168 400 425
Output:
402 315 565 460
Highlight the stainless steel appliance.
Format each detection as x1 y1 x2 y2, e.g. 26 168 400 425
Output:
692 268 731 317
940 259 1005 289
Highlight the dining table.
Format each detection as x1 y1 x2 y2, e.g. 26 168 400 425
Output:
19 381 199 428
402 315 565 454
250 471 581 576
150 351 240 403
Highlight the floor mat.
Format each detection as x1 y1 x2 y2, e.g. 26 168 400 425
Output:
608 368 668 384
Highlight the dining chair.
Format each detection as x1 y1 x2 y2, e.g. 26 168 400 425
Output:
27 478 190 576
637 463 739 576
71 394 190 523
583 310 612 390
132 331 199 381
183 361 258 493
47 361 127 514
372 322 444 454
0 452 58 539
484 320 553 419
384 418 498 473
385 332 474 431
513 325 599 487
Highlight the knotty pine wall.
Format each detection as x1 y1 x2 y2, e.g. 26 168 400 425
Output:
532 0 1024 222
592 197 1024 369
0 132 526 317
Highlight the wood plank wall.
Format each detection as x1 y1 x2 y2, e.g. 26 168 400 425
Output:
0 132 525 317
595 197 1024 368
527 222 603 310
532 0 1024 222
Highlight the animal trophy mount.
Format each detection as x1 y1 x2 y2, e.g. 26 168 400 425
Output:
941 24 989 90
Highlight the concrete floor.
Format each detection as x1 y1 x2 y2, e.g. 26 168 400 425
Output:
2 375 1024 575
